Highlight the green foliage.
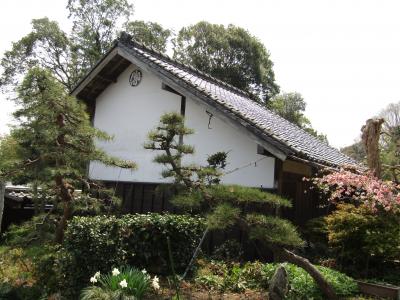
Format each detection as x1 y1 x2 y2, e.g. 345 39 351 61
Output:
0 242 58 300
174 21 279 103
211 240 244 262
301 217 332 262
268 92 307 127
10 68 136 182
0 282 42 300
263 263 358 300
59 214 205 296
325 203 400 271
125 21 172 53
1 0 133 92
246 214 304 248
2 68 136 242
268 92 328 142
146 112 303 251
377 102 400 181
1 215 56 247
0 18 78 91
196 261 358 299
81 267 151 300
0 135 20 179
206 203 240 230
0 216 61 297
145 112 222 188
205 184 292 207
67 0 133 70
340 141 366 164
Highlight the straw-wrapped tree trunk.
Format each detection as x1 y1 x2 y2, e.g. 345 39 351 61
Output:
361 118 384 178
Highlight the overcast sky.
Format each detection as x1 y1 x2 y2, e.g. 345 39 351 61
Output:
1 0 399 148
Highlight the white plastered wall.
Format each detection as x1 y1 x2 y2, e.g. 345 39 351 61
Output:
89 64 275 188
184 97 275 188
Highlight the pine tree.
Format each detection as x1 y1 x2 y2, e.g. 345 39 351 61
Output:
145 112 338 300
1 68 136 242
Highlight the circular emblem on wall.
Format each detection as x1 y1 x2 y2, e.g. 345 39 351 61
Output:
129 69 142 86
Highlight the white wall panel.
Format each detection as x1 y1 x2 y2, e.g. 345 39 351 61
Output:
90 64 275 187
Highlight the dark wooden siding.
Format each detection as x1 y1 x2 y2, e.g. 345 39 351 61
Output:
280 172 325 224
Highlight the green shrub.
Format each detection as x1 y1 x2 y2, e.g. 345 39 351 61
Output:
0 283 42 300
211 239 244 262
196 261 358 299
262 263 358 299
60 213 205 298
326 204 400 274
1 215 57 247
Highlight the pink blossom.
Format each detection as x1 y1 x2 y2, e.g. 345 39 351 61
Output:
312 169 400 213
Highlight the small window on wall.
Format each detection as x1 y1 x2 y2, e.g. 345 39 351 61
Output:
257 145 274 157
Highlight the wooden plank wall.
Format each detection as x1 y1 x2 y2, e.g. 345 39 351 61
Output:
280 172 326 224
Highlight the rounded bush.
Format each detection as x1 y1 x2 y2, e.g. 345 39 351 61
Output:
59 213 205 297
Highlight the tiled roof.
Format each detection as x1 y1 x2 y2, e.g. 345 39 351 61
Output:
115 34 356 168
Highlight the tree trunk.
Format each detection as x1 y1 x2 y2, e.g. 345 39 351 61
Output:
54 176 74 243
55 200 72 243
271 245 338 300
361 118 384 178
0 181 4 234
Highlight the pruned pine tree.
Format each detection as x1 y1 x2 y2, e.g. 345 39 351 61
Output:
145 112 338 300
1 68 136 242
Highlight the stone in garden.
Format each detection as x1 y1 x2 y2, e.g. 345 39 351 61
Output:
268 265 288 300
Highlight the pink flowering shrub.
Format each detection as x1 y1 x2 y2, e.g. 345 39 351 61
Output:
311 169 400 213
310 169 400 274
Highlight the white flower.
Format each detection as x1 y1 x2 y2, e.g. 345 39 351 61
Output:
141 269 147 274
94 271 101 278
152 276 160 290
90 276 97 284
112 268 120 276
119 279 128 288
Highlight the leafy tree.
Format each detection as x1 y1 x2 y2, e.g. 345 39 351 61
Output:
125 20 172 53
268 92 307 126
0 68 136 242
268 92 328 142
0 135 21 233
340 140 366 163
1 0 133 92
67 0 133 68
173 21 279 103
377 102 400 181
145 112 338 299
0 18 79 92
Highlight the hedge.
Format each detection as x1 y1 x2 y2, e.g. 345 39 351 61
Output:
59 213 205 297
